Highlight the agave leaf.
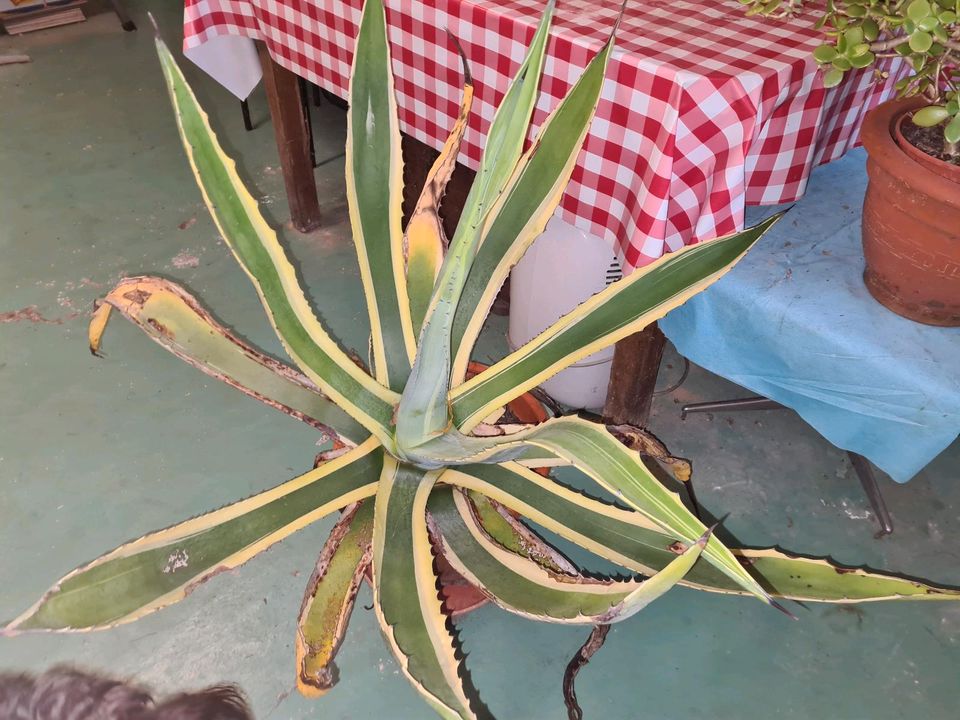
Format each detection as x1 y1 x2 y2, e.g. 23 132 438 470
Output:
347 0 416 390
6 441 383 633
297 501 374 697
447 462 960 602
89 276 367 443
446 461 681 572
450 15 621 385
465 491 577 575
395 416 767 604
429 487 706 624
395 1 556 451
372 457 476 719
457 0 555 236
404 40 474 336
451 215 782 431
153 35 398 443
422 416 771 604
731 550 960 603
607 424 692 482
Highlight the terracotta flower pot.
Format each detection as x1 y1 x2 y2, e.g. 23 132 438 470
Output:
860 97 960 326
435 362 549 616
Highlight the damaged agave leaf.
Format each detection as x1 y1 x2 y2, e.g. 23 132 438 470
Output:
89 276 366 442
607 423 692 482
403 35 475 337
7 441 382 632
297 501 374 696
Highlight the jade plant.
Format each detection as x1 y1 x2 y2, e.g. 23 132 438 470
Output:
5 2 959 718
739 0 960 154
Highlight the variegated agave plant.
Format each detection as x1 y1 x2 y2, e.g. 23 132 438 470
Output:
6 2 959 718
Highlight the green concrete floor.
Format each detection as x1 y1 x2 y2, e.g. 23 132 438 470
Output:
1 3 958 718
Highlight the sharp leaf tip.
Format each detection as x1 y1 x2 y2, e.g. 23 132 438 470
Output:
770 598 798 621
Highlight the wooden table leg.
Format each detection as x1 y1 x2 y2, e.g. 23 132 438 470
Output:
602 324 666 427
257 44 322 233
109 0 136 31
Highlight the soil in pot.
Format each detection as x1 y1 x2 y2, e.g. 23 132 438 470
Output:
898 120 960 168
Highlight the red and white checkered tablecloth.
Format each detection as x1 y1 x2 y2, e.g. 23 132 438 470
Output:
184 0 902 271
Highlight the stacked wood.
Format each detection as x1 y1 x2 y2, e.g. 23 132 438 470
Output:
0 0 86 34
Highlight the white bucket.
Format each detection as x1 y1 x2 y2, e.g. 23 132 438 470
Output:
508 212 622 410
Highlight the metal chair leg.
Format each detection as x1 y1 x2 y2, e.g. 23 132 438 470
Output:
240 99 253 132
680 395 894 536
848 452 894 538
681 396 784 420
680 397 785 519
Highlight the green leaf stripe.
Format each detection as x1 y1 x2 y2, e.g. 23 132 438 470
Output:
372 458 475 720
347 0 416 391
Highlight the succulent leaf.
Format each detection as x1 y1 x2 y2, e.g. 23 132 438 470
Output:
450 19 621 386
430 487 707 624
297 501 374 697
6 441 382 632
372 458 476 720
347 0 417 390
450 215 783 431
89 276 367 443
394 1 557 452
154 34 399 444
404 40 474 336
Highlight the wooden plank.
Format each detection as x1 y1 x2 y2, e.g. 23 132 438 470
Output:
0 0 85 20
603 324 666 427
257 43 322 233
1 1 85 33
3 8 83 33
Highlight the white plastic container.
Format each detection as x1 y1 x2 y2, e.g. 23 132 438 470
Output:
508 212 622 410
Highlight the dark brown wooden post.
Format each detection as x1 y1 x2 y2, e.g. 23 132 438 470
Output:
602 324 667 427
257 44 322 233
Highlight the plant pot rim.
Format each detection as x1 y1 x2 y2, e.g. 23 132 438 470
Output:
861 97 960 210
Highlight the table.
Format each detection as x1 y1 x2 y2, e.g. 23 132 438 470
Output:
183 0 902 271
660 151 960 485
183 0 910 428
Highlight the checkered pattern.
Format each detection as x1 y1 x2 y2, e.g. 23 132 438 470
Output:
184 0 903 271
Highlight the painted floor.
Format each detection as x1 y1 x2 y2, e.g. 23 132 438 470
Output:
1 3 958 718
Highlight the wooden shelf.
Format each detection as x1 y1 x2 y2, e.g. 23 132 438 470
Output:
1 0 86 34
